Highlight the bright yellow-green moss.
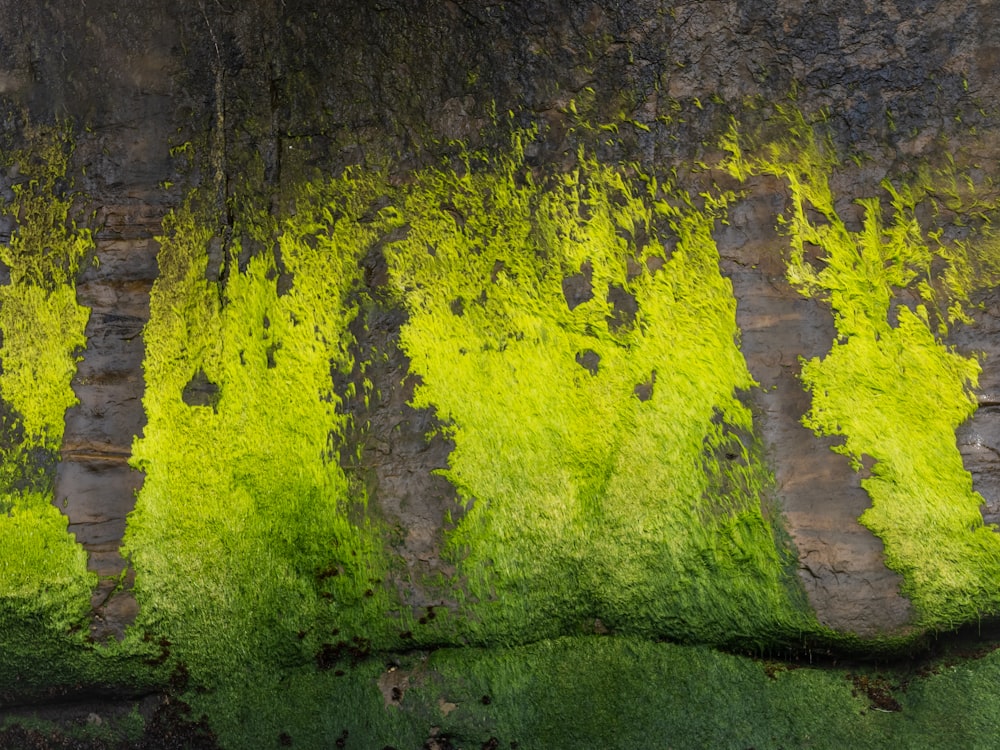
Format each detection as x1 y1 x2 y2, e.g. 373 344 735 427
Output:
124 174 394 684
382 137 812 645
125 134 817 697
0 123 93 626
11 115 1000 747
723 110 1000 626
0 490 91 625
0 124 91 450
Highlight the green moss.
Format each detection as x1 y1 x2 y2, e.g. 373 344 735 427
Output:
123 133 826 696
124 172 399 688
7 112 1000 747
382 136 814 647
722 109 1000 627
187 632 1000 750
0 122 93 632
0 122 92 451
0 123 162 705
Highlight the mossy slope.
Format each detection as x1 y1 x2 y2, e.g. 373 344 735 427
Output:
192 633 1000 750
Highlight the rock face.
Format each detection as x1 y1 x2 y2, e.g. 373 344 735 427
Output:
0 0 999 648
953 292 1000 528
720 182 913 635
54 202 161 640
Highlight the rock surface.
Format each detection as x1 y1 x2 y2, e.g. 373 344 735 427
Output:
0 0 998 643
720 180 913 635
55 202 162 641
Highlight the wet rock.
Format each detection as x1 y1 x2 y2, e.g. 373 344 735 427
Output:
55 204 163 641
338 297 464 612
633 372 656 403
721 190 913 636
182 369 221 410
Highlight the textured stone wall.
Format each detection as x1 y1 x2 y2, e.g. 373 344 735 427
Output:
1 1 1000 747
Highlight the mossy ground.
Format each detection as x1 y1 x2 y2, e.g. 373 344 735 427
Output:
18 633 1000 750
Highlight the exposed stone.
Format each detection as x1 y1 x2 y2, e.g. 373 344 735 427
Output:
55 202 161 641
605 283 638 332
562 261 594 311
721 184 913 636
576 349 601 376
951 292 1000 528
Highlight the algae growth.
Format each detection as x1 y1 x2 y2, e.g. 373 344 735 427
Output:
123 133 815 693
6 109 1000 748
723 108 1000 627
381 135 813 646
123 174 398 688
0 123 93 634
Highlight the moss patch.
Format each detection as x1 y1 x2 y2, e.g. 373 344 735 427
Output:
723 108 1000 627
181 633 1000 750
0 122 93 639
382 137 813 647
10 114 1000 746
123 174 400 689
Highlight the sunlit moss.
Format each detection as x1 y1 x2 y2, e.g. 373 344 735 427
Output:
0 122 93 628
123 133 821 703
0 122 91 451
721 109 1000 626
382 136 813 646
124 173 396 685
8 108 1000 746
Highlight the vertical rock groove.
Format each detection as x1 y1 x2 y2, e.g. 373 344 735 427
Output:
54 203 161 641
